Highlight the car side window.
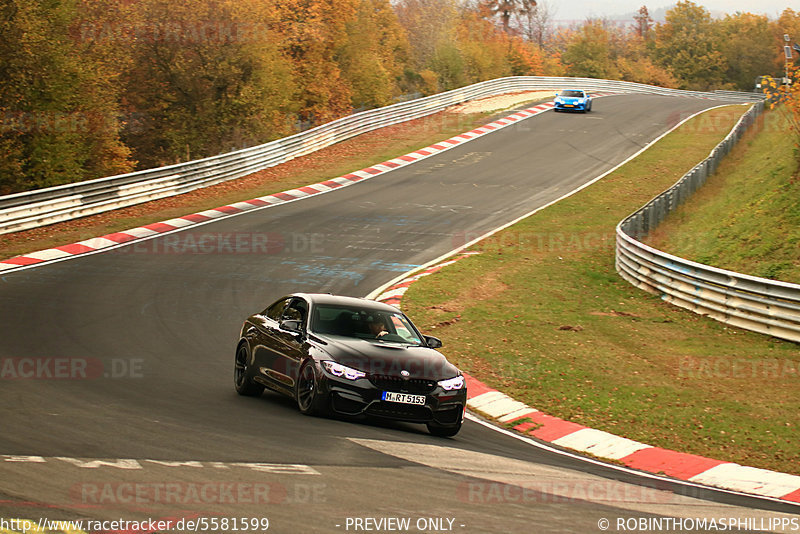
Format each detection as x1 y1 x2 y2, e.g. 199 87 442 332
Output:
265 298 292 321
283 298 308 326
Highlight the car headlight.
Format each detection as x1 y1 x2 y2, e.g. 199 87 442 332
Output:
322 361 366 380
438 375 465 391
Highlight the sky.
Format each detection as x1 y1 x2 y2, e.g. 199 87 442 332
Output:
545 1 794 21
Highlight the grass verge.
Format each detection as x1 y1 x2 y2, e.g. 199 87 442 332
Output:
646 109 800 283
401 105 800 475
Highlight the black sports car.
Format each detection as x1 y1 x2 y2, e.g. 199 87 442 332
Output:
234 293 467 436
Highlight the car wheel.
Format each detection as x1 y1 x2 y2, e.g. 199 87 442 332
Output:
234 343 264 397
296 360 326 416
426 420 462 437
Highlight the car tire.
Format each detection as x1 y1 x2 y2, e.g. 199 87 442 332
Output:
234 343 264 397
426 420 462 437
296 360 327 416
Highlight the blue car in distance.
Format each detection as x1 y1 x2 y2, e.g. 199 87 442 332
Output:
553 89 592 113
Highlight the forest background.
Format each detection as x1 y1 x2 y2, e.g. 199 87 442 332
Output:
1 0 798 194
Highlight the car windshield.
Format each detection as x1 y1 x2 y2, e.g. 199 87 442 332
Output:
560 90 584 97
310 304 425 345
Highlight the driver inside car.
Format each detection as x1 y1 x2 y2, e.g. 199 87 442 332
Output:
367 315 389 338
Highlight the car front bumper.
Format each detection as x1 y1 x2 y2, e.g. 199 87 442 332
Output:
554 101 588 111
319 373 466 426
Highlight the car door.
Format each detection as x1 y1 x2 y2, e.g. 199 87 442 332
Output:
251 297 295 392
271 297 309 388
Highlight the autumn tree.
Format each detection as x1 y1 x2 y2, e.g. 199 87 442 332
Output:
507 39 548 75
7 0 800 196
119 0 296 167
782 65 800 154
773 9 800 74
270 0 357 127
456 7 514 81
652 1 725 90
394 0 461 93
615 50 679 87
480 0 535 34
337 0 410 109
0 0 133 193
717 13 775 90
613 6 675 86
633 6 653 40
516 0 554 48
562 20 621 80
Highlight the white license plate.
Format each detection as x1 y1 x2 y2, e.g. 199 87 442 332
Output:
382 391 425 405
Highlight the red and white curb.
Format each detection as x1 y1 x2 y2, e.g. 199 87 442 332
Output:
374 258 800 505
0 100 565 273
372 253 477 308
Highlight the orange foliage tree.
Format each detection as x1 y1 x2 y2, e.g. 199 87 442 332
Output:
5 0 800 193
0 0 134 193
652 1 726 90
765 66 800 158
773 9 800 75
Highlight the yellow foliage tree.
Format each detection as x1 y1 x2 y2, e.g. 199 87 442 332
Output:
765 66 800 156
774 9 800 75
456 8 513 83
338 0 410 109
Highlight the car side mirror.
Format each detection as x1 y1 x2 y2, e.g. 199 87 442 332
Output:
424 335 442 349
280 319 302 334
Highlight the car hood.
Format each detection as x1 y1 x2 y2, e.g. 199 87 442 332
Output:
311 334 460 380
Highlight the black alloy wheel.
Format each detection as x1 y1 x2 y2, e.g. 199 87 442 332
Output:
296 360 325 415
234 344 264 396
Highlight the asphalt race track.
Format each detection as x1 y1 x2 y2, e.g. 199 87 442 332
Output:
1 94 798 533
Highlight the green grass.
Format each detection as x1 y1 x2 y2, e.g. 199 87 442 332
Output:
646 109 800 282
401 105 800 475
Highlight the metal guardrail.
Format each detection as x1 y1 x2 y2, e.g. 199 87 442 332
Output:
0 76 763 235
616 101 800 343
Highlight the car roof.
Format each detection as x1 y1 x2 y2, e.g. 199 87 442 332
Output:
290 293 402 313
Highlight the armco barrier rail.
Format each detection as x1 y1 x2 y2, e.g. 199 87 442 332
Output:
616 101 800 343
0 76 763 235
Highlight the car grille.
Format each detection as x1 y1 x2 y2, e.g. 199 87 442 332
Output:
366 402 432 423
369 375 436 395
